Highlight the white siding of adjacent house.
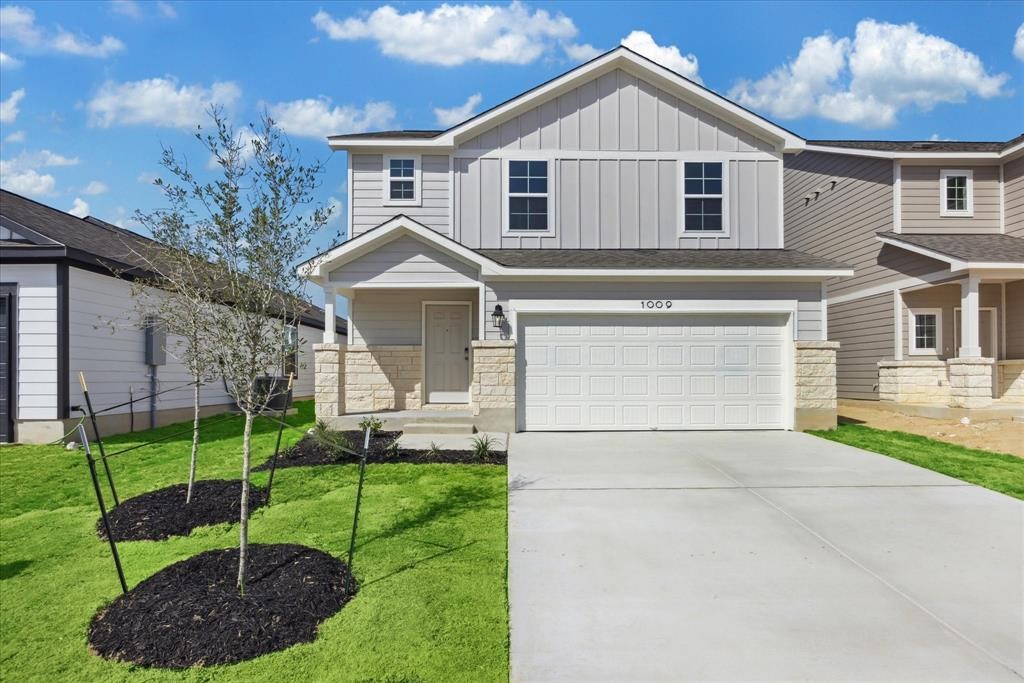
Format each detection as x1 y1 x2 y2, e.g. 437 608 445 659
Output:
67 268 321 416
5 264 58 420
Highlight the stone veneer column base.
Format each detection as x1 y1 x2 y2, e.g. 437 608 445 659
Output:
345 345 422 412
877 360 950 405
947 357 995 409
471 340 516 432
313 343 345 420
996 360 1024 403
794 341 840 431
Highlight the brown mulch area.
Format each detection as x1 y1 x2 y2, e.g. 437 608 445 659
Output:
255 430 507 468
88 544 357 668
99 480 268 541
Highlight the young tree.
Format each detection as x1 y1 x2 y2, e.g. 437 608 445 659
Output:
149 109 332 592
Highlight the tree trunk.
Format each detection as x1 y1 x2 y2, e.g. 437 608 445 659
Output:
185 378 201 504
236 410 255 594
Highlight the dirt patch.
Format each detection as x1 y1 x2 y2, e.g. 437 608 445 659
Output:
255 430 506 468
100 480 267 541
838 402 1024 457
88 544 357 668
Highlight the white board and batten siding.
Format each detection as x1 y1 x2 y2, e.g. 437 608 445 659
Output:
5 264 59 420
67 267 320 416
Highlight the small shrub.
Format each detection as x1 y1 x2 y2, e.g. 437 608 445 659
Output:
427 442 443 458
358 416 385 434
470 434 496 462
383 437 401 458
310 420 353 459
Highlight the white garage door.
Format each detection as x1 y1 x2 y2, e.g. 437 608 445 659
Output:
520 314 789 431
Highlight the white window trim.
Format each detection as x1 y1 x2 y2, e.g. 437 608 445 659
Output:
382 154 421 207
502 158 554 236
679 159 730 237
908 308 942 355
938 168 973 218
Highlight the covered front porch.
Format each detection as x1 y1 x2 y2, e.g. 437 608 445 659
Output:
876 233 1024 409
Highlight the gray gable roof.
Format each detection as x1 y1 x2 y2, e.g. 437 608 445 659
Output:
878 231 1024 264
475 248 849 270
809 134 1023 153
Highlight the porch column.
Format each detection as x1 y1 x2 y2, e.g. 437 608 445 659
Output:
323 287 337 344
958 276 982 357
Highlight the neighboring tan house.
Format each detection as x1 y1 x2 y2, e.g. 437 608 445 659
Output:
0 190 347 444
784 138 1024 411
301 47 854 433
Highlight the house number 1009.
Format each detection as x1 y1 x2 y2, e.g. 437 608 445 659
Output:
641 300 672 309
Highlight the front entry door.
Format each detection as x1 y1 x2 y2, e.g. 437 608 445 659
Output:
424 304 470 403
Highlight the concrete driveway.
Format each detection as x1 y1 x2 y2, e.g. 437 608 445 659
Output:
508 431 1023 682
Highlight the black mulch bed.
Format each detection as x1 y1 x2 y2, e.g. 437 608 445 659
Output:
255 430 507 469
88 544 357 668
98 480 268 542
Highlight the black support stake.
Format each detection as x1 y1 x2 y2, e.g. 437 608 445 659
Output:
79 372 119 507
347 426 371 568
264 373 295 505
78 424 128 595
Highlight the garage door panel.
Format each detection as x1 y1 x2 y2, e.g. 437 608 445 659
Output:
521 314 788 431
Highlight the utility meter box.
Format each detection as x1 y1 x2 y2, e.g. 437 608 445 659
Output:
144 317 167 366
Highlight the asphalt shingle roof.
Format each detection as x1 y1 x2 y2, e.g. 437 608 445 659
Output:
878 231 1024 264
809 134 1024 153
474 248 850 270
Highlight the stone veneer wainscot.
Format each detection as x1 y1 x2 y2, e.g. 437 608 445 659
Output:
794 341 839 430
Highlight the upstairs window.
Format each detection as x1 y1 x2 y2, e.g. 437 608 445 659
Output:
909 309 941 355
383 155 420 205
683 162 725 232
507 160 549 232
939 169 972 217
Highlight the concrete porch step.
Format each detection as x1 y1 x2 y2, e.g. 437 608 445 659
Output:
402 421 477 435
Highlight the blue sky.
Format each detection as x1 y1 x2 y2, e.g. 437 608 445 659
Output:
2 0 1022 306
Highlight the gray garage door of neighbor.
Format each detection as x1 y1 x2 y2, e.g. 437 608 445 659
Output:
519 313 790 431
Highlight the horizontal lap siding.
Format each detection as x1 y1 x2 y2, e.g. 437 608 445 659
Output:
6 264 58 420
1007 280 1024 358
830 293 893 400
454 156 780 249
328 235 478 284
901 164 1001 233
1006 157 1024 238
901 282 1004 360
483 280 821 341
350 288 478 346
351 154 449 237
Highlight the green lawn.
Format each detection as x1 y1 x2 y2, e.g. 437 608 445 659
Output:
0 401 509 682
811 423 1024 500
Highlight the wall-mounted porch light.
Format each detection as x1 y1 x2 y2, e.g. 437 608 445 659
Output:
491 304 506 329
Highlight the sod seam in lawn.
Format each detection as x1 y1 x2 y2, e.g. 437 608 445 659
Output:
0 401 509 682
810 423 1024 500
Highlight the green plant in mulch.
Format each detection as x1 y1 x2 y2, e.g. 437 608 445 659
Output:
357 416 385 434
470 434 497 462
309 420 354 460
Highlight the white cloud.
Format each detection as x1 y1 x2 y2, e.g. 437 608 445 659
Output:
620 31 701 83
1015 23 1024 61
0 88 25 123
86 77 241 128
68 197 90 217
434 92 483 127
82 180 109 195
5 130 25 143
730 19 1009 128
929 133 955 142
564 42 600 62
205 126 258 170
0 148 77 197
267 97 395 139
0 5 124 58
312 2 579 66
325 196 343 225
157 1 176 19
110 0 141 18
136 171 159 184
0 51 22 68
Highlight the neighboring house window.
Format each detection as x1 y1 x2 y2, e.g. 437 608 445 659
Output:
909 308 941 355
382 155 420 205
507 160 549 232
939 169 972 217
683 162 725 232
282 325 299 378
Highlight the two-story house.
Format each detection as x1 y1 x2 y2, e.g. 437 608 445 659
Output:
785 138 1024 412
301 47 854 433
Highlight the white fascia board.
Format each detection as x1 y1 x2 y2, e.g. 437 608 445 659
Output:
329 139 455 151
805 144 1004 161
331 48 804 154
484 268 852 279
875 234 966 269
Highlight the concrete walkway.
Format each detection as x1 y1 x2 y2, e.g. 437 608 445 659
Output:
508 431 1024 682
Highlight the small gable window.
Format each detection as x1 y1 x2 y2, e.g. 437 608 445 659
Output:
939 169 972 217
383 155 420 205
507 160 549 232
683 162 725 232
